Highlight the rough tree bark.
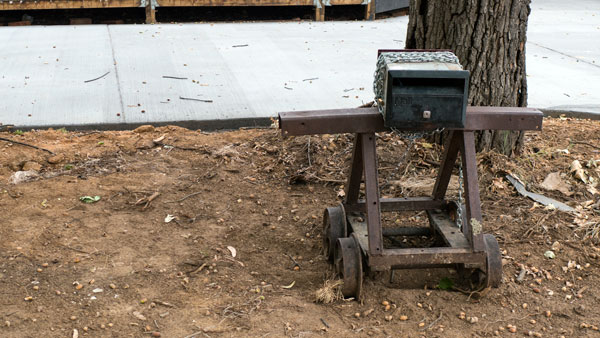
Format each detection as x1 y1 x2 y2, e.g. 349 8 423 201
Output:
406 0 531 156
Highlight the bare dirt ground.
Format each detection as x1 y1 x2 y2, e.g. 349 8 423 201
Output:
1 117 599 338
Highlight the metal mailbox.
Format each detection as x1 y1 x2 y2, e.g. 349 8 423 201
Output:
375 51 470 130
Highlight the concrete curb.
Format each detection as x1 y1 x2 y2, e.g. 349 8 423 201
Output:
12 117 274 132
8 109 599 132
541 109 600 121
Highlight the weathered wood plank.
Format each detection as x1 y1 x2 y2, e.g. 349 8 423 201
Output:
158 0 312 6
0 0 141 10
330 0 364 5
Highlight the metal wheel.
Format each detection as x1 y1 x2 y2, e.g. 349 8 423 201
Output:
456 234 502 289
334 234 363 299
455 263 476 285
322 205 347 262
482 234 502 288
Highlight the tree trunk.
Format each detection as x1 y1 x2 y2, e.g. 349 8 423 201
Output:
406 0 531 156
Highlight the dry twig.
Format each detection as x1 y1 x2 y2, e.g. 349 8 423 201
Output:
84 71 110 83
570 140 600 150
162 76 188 80
135 191 160 210
153 300 176 308
153 137 207 152
423 313 443 330
189 263 207 275
0 137 54 154
166 191 203 203
285 254 300 268
180 96 213 103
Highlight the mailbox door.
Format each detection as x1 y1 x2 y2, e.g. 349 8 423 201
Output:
384 70 469 130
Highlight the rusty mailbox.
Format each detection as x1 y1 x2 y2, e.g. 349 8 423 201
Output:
375 51 469 130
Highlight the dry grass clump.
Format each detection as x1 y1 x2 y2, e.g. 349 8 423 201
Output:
315 279 344 304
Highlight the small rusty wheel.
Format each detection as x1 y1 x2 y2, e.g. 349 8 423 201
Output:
482 234 502 288
334 234 363 299
322 204 347 262
456 235 502 289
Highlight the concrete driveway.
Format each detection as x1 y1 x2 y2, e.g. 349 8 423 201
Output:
0 0 598 129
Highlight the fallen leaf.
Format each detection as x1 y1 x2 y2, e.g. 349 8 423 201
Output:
574 169 588 183
281 281 296 289
540 172 573 196
227 246 237 258
362 308 374 317
570 160 583 172
582 200 595 208
132 311 146 321
570 160 588 183
491 177 506 191
437 277 454 290
79 196 101 203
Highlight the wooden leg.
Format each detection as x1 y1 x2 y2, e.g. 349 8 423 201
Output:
361 133 383 256
459 131 485 252
145 1 156 24
345 134 363 205
364 0 375 20
315 1 325 21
